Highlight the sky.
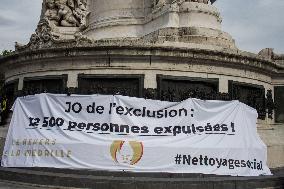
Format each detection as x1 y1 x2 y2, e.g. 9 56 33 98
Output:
0 0 283 54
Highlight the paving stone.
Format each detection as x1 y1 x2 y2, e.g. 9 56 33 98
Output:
0 167 283 189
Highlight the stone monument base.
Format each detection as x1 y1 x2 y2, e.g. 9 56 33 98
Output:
0 167 283 189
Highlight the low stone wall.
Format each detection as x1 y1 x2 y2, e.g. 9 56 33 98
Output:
0 167 283 189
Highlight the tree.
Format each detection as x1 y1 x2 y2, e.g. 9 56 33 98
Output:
0 50 13 57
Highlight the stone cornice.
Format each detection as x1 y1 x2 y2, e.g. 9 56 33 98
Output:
0 42 282 77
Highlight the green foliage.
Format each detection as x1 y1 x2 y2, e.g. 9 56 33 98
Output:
0 50 13 57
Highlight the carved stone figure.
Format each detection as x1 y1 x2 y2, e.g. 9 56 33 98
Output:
43 0 89 28
57 3 79 27
45 0 60 26
67 0 75 8
157 0 167 6
153 0 167 8
177 0 210 4
73 0 90 29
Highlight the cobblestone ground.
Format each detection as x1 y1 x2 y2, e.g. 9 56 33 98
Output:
0 180 86 189
0 181 280 189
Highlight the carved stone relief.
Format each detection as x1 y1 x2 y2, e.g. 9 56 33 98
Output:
154 0 211 7
229 81 267 120
185 0 209 4
157 77 220 102
153 0 167 7
28 18 56 49
3 76 274 121
152 0 214 12
44 0 90 29
175 0 209 4
77 75 144 97
22 77 67 95
23 0 91 49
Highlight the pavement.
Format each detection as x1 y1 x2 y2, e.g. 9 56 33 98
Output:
0 180 85 189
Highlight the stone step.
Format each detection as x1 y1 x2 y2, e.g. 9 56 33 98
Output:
0 167 283 189
0 180 81 189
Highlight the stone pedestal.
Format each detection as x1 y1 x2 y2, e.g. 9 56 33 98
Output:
0 0 283 177
84 1 236 50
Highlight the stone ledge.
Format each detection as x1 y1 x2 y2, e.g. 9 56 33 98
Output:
0 180 78 189
0 167 282 189
0 44 280 78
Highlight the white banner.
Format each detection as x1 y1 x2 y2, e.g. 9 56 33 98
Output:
1 94 271 176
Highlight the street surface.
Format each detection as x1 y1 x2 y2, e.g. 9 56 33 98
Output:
0 180 85 189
